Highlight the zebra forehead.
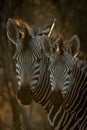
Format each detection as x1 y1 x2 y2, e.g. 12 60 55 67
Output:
50 53 73 66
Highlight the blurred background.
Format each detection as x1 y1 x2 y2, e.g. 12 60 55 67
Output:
0 0 87 130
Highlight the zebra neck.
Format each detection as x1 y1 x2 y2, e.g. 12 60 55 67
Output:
64 63 87 114
72 63 87 87
32 87 52 112
32 53 51 108
48 104 71 129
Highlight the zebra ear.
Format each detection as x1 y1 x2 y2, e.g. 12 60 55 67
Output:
66 35 80 58
41 35 53 57
7 18 20 45
7 18 32 45
38 19 56 37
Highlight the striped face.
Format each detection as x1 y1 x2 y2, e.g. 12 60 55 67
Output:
6 18 43 105
14 48 41 105
42 35 80 96
49 53 74 95
6 18 53 105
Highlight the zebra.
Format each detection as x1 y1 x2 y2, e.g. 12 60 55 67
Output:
42 34 87 130
7 18 84 130
6 18 64 130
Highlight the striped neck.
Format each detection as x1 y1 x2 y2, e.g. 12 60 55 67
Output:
64 61 87 121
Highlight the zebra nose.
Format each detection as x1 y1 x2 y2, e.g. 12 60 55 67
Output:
17 85 33 105
52 85 61 93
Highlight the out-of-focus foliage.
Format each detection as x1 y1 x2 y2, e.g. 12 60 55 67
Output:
0 0 87 130
13 0 87 52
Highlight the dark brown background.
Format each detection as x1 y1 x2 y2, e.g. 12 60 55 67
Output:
0 0 87 130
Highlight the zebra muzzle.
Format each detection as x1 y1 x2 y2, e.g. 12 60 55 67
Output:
17 85 33 105
50 90 64 106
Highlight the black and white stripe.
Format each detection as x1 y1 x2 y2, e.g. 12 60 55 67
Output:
7 18 85 129
14 35 79 130
41 34 87 129
49 57 87 129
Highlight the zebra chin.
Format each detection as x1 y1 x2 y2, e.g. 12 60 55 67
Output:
17 85 33 105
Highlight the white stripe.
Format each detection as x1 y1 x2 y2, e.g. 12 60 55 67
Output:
55 110 66 130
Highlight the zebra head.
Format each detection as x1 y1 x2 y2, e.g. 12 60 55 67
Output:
6 18 54 105
42 34 80 96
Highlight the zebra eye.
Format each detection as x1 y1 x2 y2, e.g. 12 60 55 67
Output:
36 58 41 63
67 69 72 75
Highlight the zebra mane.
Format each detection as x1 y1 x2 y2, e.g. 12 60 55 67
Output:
31 26 40 36
77 60 87 73
77 51 87 63
75 51 87 74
